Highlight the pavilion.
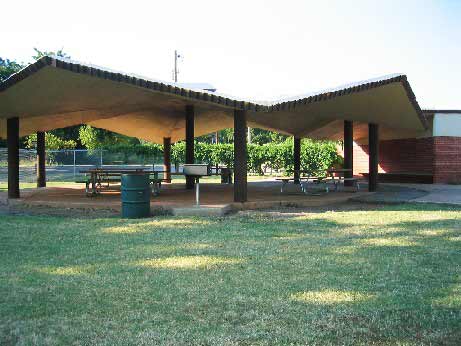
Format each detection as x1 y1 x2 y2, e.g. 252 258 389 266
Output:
0 56 427 202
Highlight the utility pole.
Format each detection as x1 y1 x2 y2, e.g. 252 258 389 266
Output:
173 50 181 82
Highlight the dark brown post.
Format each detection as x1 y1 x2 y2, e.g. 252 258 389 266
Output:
36 131 46 188
344 120 353 186
293 137 301 184
234 109 247 203
7 117 20 199
185 105 195 189
368 123 379 192
163 137 171 183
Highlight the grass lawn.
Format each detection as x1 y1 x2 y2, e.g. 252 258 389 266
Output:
0 204 460 345
0 181 78 192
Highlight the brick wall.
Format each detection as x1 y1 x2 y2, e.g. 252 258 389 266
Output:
433 136 461 184
348 136 461 184
352 138 434 176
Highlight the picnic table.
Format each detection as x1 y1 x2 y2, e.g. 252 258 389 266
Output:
325 168 360 191
276 168 360 194
276 170 329 194
78 168 170 196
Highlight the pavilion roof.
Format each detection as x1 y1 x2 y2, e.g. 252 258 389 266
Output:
0 56 427 143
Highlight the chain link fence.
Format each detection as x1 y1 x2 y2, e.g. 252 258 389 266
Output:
0 148 37 183
0 149 165 183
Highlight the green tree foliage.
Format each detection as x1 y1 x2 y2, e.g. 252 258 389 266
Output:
251 128 288 145
78 125 101 150
0 58 23 82
25 132 77 150
101 138 340 175
78 125 141 150
32 47 70 60
197 128 288 145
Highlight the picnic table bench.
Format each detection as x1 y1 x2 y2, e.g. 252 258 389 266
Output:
77 169 168 197
277 168 360 194
276 170 329 194
324 168 360 191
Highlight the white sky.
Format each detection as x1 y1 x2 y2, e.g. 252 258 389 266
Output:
2 0 460 109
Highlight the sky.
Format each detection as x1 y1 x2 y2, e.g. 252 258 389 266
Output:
2 0 460 109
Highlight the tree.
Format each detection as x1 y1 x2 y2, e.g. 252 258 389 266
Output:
32 47 70 61
25 132 76 150
0 57 23 82
79 125 140 149
79 125 103 150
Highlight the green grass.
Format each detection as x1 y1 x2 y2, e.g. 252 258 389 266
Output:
0 182 78 191
1 204 460 345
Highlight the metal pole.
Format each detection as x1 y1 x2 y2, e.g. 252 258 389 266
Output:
100 149 103 167
174 50 178 83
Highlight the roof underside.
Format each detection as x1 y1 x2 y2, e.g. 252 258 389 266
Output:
0 56 427 143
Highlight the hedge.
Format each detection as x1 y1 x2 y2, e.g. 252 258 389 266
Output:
103 139 341 175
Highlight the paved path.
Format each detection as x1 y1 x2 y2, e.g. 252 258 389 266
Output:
351 183 461 206
403 184 461 205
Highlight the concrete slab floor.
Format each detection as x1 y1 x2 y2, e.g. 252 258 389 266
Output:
2 181 369 216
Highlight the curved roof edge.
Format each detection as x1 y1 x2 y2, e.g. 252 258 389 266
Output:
423 109 461 114
0 55 426 128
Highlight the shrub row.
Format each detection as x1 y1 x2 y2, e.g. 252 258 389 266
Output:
104 139 341 175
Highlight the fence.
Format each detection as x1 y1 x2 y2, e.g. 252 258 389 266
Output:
0 149 165 183
0 148 37 183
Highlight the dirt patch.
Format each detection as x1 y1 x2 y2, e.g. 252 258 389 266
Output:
237 201 387 217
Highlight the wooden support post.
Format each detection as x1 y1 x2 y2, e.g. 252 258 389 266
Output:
344 120 353 186
368 123 379 192
185 105 195 189
234 109 247 203
7 117 20 199
36 131 46 188
293 137 301 184
163 137 171 183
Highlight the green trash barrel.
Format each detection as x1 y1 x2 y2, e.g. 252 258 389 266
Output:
121 173 151 218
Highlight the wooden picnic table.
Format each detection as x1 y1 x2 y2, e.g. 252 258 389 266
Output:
276 170 327 194
277 168 359 194
79 168 173 196
325 168 359 191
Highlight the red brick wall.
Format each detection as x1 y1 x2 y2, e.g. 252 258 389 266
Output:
352 138 434 176
433 137 461 184
348 136 461 184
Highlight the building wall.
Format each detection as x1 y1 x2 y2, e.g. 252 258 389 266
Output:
433 113 461 136
344 113 461 184
352 138 434 176
352 136 461 184
433 136 461 184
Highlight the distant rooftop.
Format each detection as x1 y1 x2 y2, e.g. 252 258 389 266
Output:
176 83 216 92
